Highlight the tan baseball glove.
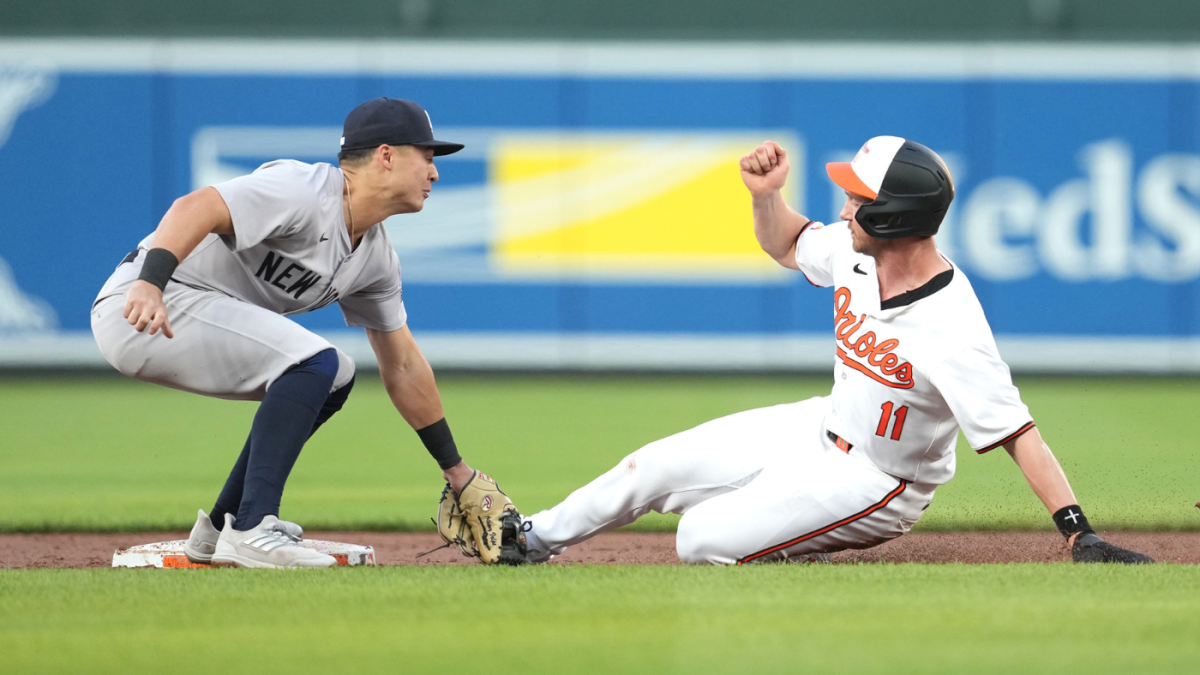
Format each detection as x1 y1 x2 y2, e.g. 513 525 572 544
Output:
452 471 528 566
435 483 478 559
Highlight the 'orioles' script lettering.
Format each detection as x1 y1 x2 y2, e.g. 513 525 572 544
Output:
834 287 914 389
255 251 323 300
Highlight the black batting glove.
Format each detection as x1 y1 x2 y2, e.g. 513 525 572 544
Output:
1071 533 1155 564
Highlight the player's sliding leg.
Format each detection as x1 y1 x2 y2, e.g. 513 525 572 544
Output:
675 436 935 565
522 399 823 562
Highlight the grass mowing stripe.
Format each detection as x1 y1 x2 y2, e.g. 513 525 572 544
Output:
1 375 1197 531
1 565 1198 674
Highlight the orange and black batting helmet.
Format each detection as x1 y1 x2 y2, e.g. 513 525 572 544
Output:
826 136 954 239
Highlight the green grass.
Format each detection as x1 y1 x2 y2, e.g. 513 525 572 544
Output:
2 564 1198 674
0 375 1197 532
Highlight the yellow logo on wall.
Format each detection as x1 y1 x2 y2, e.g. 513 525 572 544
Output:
489 133 803 279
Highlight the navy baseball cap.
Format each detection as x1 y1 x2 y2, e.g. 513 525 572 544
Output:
340 97 464 156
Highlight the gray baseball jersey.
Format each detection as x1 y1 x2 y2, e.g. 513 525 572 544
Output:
96 160 407 332
91 160 401 400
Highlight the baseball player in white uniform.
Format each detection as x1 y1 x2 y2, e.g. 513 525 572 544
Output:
521 136 1152 565
91 97 525 568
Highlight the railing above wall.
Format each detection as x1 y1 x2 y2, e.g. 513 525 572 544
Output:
4 0 1200 42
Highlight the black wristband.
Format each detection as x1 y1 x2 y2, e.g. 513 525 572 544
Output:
416 417 463 471
137 248 179 292
1052 505 1095 540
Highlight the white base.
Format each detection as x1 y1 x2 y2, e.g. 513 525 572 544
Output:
112 539 376 568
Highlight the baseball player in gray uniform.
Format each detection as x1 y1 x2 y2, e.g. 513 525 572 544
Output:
91 97 525 568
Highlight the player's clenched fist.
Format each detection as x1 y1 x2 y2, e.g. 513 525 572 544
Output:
740 141 790 197
123 280 174 338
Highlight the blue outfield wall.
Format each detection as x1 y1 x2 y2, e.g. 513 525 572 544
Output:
1 40 1199 371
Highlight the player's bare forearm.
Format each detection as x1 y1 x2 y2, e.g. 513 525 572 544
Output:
148 187 234 261
368 326 446 428
1004 427 1078 517
752 191 807 270
123 188 235 338
1004 428 1153 560
740 141 805 270
368 326 474 490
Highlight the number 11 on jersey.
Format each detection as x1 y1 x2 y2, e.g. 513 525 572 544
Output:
876 401 908 441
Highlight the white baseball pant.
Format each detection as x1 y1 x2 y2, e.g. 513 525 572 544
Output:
90 283 354 401
524 396 935 565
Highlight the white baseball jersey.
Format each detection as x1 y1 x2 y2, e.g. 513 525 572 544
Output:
795 221 1033 485
95 160 407 332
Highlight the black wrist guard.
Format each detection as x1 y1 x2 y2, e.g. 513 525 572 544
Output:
137 248 179 291
417 417 463 471
1052 504 1095 540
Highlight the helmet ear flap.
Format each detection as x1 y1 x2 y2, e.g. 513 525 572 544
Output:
860 210 903 237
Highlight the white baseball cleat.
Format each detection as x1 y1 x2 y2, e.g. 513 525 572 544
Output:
274 518 304 541
184 509 220 564
211 514 335 569
184 509 305 564
520 518 559 564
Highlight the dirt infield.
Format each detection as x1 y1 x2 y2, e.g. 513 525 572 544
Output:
2 531 1197 568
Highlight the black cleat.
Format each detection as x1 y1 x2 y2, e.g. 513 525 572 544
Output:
496 510 528 566
1072 533 1154 564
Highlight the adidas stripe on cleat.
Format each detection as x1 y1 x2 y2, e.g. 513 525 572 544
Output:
211 514 335 569
186 509 305 564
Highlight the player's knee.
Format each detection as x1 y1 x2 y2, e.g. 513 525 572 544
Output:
91 301 147 379
99 342 140 379
290 348 340 381
674 527 705 564
676 506 745 565
324 374 355 414
317 353 356 421
675 515 726 565
623 439 688 484
332 349 355 391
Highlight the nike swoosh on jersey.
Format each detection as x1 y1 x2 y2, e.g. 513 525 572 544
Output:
853 263 867 275
319 234 330 242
